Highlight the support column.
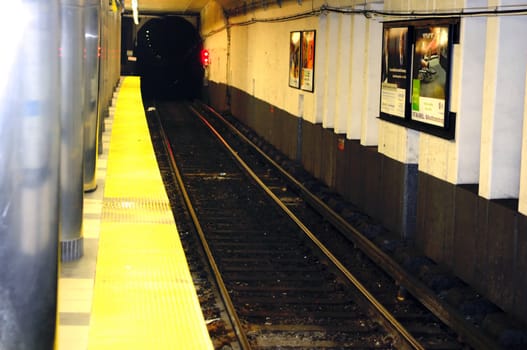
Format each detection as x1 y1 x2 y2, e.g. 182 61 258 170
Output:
348 12 366 139
0 1 61 348
60 0 87 261
360 10 382 146
313 14 328 124
322 12 339 129
335 14 352 134
451 4 487 183
479 4 527 199
519 71 527 214
83 0 101 192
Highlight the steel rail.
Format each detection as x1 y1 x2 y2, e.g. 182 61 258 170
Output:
198 102 502 350
189 105 425 350
150 106 252 350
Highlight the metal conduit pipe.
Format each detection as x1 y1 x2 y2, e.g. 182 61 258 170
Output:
0 1 61 348
60 0 86 261
83 0 101 192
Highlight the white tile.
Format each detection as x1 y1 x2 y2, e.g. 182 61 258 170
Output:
83 219 101 239
58 278 94 313
57 325 89 350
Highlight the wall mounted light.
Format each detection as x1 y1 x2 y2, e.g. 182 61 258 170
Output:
132 0 139 24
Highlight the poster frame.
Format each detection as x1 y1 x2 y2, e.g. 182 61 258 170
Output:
380 24 411 121
300 30 316 92
379 18 459 140
289 31 301 89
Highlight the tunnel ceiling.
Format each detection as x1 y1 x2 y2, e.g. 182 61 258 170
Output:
123 0 242 14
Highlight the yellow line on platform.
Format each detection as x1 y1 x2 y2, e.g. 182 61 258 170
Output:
88 77 213 349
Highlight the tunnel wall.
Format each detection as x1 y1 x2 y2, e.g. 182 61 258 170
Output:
201 0 527 325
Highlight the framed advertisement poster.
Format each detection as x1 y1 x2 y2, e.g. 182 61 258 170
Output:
411 24 451 127
378 19 459 140
300 30 316 92
380 26 409 119
289 31 301 89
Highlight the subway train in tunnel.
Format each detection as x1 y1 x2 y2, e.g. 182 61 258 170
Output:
133 16 204 100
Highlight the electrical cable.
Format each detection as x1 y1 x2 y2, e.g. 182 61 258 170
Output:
202 2 527 38
223 2 527 23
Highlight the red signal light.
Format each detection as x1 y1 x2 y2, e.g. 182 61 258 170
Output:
201 49 210 66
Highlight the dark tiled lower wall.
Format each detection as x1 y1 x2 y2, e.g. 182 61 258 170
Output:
206 82 527 325
203 82 228 112
417 174 527 324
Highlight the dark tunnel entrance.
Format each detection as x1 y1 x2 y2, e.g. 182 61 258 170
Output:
122 16 204 100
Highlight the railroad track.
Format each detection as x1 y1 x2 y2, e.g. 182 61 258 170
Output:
146 101 478 350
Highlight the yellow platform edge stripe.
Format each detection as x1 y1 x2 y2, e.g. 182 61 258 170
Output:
88 77 213 350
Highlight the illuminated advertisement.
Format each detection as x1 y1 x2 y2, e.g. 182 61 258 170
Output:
379 19 458 140
289 31 301 89
300 30 316 92
411 25 450 127
381 27 409 118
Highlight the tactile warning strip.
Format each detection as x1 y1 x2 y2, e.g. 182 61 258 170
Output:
101 197 174 224
88 77 213 349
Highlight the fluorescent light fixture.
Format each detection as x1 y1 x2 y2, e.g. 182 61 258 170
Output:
132 0 139 24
